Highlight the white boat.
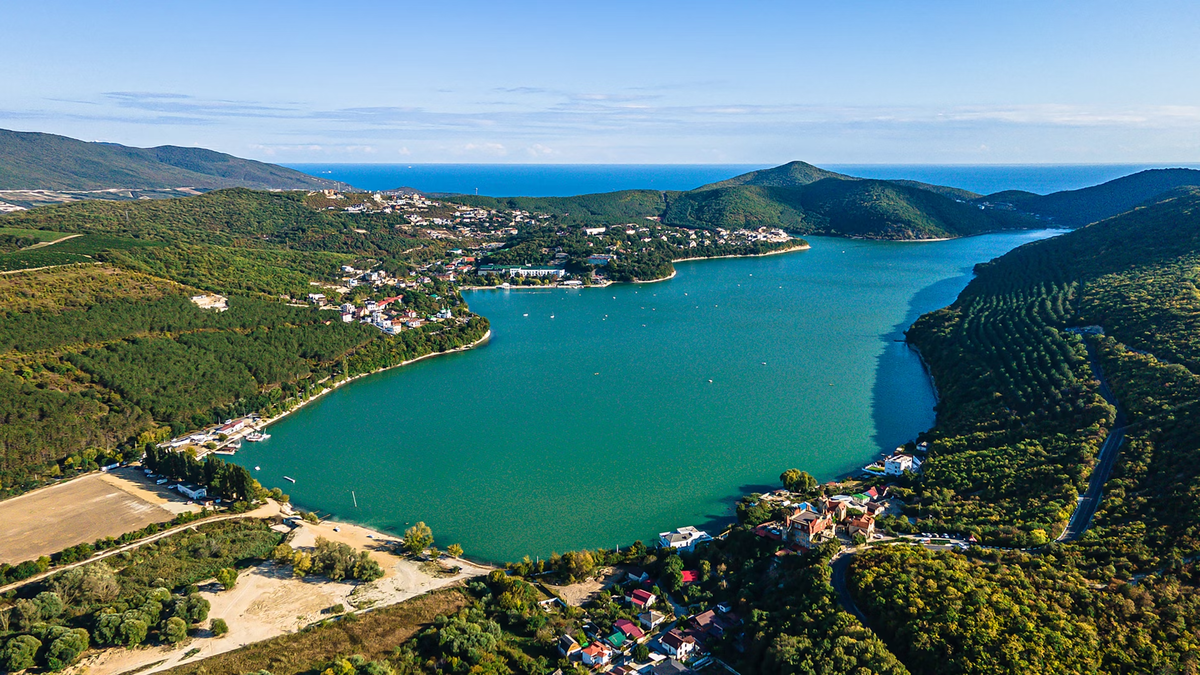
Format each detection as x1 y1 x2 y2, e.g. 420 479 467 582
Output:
254 466 261 471
246 432 271 442
284 476 296 483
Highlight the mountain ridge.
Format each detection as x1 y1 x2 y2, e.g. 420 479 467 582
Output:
0 128 345 191
976 167 1200 226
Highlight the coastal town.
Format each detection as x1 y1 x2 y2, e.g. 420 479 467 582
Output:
302 189 800 291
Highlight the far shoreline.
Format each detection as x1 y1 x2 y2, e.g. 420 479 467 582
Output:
462 241 812 290
255 328 493 433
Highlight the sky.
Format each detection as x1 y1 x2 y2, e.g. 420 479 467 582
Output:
3 0 1200 164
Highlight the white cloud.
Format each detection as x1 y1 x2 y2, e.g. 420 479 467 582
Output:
458 142 508 157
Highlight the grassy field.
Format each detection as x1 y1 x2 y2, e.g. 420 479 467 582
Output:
0 233 160 271
161 587 471 675
0 226 69 241
0 468 192 564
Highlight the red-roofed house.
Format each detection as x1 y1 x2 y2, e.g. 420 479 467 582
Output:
785 508 833 548
629 589 656 609
681 570 700 584
614 619 645 640
581 643 612 667
848 514 876 539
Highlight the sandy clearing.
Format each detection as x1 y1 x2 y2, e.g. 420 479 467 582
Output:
0 468 200 564
70 517 492 675
545 568 623 607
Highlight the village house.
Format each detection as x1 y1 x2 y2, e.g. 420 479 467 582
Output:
558 634 581 659
819 497 848 522
624 566 649 583
614 618 645 640
659 629 697 660
580 643 612 667
639 610 667 630
215 419 246 436
690 609 727 639
658 526 712 551
785 507 833 548
848 514 876 540
629 588 656 609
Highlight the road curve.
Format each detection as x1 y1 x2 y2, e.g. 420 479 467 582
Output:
829 334 1129 623
1058 338 1127 542
829 552 871 628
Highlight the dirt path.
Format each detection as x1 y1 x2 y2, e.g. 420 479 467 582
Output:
71 520 491 675
0 501 281 594
23 233 83 249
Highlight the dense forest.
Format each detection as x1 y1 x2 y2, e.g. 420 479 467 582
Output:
0 264 488 495
856 187 1200 672
442 166 1035 240
663 179 1034 239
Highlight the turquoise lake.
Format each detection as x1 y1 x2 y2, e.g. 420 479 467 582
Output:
232 231 1059 562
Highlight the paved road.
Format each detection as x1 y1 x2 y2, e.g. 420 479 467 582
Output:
1058 339 1127 542
829 553 870 627
830 335 1130 621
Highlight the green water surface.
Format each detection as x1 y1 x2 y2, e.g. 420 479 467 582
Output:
232 231 1058 562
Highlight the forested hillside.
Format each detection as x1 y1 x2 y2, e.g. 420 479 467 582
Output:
663 179 1032 239
980 167 1200 227
0 189 456 296
0 188 493 496
0 128 341 191
844 187 1200 674
442 162 1036 240
0 265 488 496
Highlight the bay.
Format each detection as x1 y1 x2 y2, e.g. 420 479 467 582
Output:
232 230 1059 563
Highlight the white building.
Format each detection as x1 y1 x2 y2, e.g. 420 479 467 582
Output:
511 266 566 278
884 453 921 476
178 483 207 500
584 226 607 235
658 526 712 551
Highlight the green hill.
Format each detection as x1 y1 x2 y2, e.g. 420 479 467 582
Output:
977 167 1200 226
440 162 1031 240
841 187 1200 675
0 128 342 191
663 178 1033 239
690 160 850 190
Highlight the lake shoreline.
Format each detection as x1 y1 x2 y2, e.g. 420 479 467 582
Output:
460 242 811 290
242 231 1059 563
256 329 493 433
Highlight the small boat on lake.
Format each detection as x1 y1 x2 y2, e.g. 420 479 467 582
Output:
284 476 296 483
246 432 271 442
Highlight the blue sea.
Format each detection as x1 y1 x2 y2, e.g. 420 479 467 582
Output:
285 162 1200 197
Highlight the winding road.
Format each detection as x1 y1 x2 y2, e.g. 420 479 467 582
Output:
830 334 1128 622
